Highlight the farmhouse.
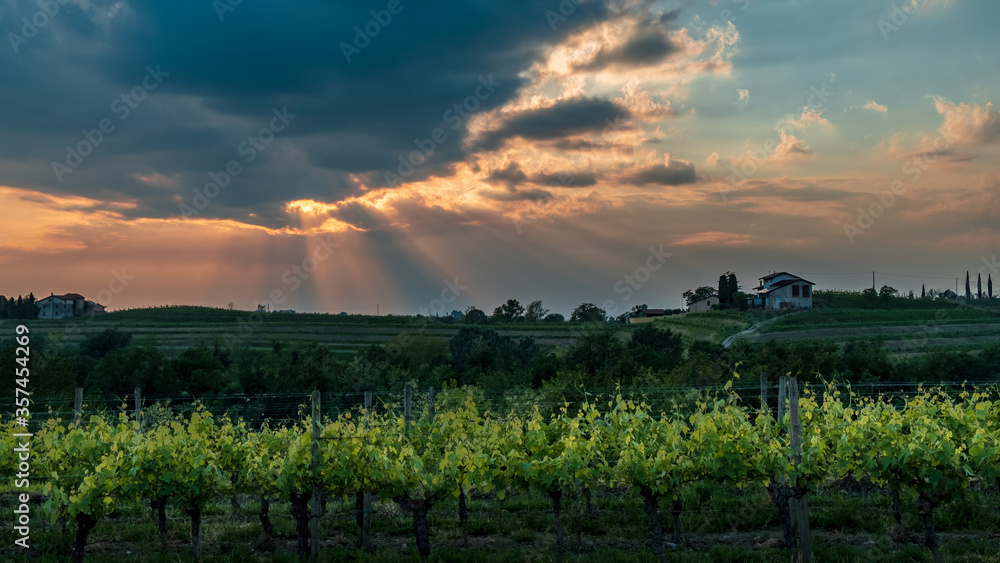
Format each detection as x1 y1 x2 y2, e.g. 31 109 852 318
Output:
688 296 719 313
37 293 105 319
752 272 814 310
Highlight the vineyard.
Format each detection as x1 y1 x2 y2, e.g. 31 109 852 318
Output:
3 378 999 562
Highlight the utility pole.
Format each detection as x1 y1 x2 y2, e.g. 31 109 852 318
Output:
872 271 876 292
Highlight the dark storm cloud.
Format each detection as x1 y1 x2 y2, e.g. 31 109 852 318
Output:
578 30 676 71
532 171 598 187
487 162 529 188
624 161 697 186
479 187 552 203
0 0 610 226
576 8 680 71
475 97 631 150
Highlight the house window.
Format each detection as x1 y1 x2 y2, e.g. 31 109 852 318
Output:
803 285 810 298
792 285 800 298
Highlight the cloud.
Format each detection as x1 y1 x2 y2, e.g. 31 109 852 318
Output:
857 100 888 114
780 107 831 131
576 28 678 71
532 171 598 187
479 187 553 202
487 162 529 188
933 97 1000 145
474 97 632 151
0 0 619 228
885 97 998 163
771 131 816 163
733 182 856 203
735 89 750 108
706 152 721 167
675 231 752 246
885 135 977 163
905 0 955 12
623 155 697 186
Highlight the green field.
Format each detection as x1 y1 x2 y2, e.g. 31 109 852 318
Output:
649 306 1000 354
16 306 584 357
15 301 1000 360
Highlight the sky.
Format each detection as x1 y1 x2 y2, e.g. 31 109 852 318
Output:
1 0 998 316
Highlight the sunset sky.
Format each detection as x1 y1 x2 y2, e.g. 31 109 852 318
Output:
1 0 998 316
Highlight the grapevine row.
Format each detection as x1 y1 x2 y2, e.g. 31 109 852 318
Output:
3 381 998 562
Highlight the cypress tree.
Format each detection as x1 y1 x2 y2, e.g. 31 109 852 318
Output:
718 274 730 306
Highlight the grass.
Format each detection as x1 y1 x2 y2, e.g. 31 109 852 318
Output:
4 481 998 562
647 311 758 344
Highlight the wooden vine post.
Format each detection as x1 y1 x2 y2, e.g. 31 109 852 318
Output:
786 378 813 563
310 390 321 562
362 391 373 552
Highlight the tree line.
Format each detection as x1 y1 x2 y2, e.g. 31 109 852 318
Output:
0 293 39 319
7 321 998 415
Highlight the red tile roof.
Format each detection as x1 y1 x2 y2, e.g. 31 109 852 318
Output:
39 293 86 302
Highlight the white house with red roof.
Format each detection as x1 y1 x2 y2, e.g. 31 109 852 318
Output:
752 272 815 310
37 293 104 319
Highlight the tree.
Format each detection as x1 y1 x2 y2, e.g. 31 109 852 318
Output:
567 330 624 377
449 326 508 375
524 300 548 323
628 324 683 372
570 302 607 322
922 284 926 299
862 287 878 306
80 328 133 359
990 275 994 299
879 285 898 302
718 274 730 306
492 299 525 323
682 286 717 306
464 306 487 324
727 272 739 304
965 271 971 300
493 299 524 323
543 313 565 323
977 273 983 299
